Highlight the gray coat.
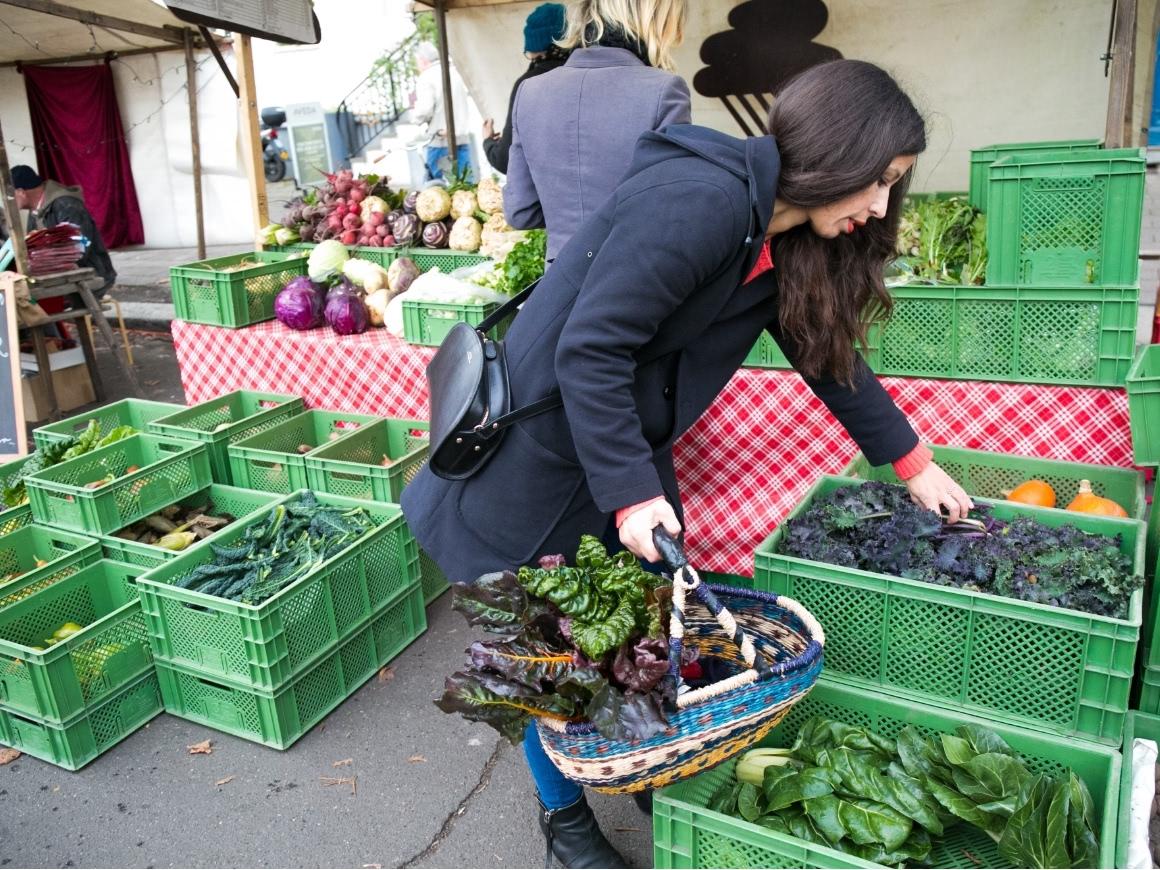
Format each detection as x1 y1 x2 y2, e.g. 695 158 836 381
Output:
503 46 691 260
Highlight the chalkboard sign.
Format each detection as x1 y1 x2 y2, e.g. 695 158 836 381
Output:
0 274 27 460
286 102 333 186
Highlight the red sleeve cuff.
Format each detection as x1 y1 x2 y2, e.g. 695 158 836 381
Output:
615 497 665 529
892 443 933 481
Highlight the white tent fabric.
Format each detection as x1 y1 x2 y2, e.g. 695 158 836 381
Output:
0 1 188 64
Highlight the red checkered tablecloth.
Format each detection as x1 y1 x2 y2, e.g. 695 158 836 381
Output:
173 320 1134 576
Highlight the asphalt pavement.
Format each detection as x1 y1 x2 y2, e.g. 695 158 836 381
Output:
0 594 654 869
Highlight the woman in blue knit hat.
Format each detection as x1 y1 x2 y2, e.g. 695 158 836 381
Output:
482 3 570 174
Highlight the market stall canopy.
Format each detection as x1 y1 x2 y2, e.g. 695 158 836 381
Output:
0 0 190 63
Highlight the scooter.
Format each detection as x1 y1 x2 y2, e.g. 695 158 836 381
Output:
260 107 289 183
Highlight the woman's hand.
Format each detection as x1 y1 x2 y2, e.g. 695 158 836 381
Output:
619 499 682 564
904 461 973 523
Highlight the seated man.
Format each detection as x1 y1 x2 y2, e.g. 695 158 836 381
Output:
11 164 117 297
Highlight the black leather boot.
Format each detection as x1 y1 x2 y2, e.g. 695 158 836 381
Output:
537 793 628 868
631 790 652 815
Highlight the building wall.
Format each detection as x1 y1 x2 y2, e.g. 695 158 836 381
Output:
449 0 1160 193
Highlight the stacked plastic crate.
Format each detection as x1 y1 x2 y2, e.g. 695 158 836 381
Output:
657 140 1150 869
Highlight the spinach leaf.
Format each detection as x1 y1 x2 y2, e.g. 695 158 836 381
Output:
708 780 741 816
737 783 763 822
1066 773 1099 868
847 827 932 865
802 794 913 851
763 766 842 812
949 752 1032 814
815 747 945 834
926 777 1005 835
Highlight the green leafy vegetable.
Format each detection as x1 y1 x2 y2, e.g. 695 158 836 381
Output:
720 717 1101 868
498 229 546 296
893 196 987 286
2 420 138 508
779 481 1141 619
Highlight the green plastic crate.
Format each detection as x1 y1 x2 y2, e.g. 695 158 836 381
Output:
266 243 398 269
301 419 447 604
155 585 425 749
304 418 429 503
754 475 1145 745
1127 344 1160 466
699 571 753 590
0 670 161 771
1116 710 1160 868
24 435 213 537
97 484 283 569
741 331 881 371
398 248 490 273
266 242 316 254
879 283 1138 386
0 560 149 723
653 678 1120 869
0 525 102 610
401 299 510 347
136 490 420 692
985 148 1145 286
170 250 308 328
31 399 185 450
968 139 1102 212
227 410 380 494
841 444 1146 519
0 504 32 537
1138 664 1160 713
146 390 305 485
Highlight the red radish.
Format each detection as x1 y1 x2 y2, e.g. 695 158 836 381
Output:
340 229 358 245
349 188 366 204
369 211 385 227
342 213 361 230
383 234 396 247
376 224 389 238
327 214 343 231
334 204 349 218
367 235 383 247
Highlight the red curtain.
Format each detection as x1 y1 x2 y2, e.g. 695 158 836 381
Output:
23 61 144 248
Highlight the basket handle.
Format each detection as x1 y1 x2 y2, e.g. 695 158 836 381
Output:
652 528 773 703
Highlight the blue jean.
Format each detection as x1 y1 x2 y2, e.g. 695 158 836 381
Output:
522 517 668 807
425 144 473 182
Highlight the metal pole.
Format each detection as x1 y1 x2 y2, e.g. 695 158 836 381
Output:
184 29 206 260
433 0 458 172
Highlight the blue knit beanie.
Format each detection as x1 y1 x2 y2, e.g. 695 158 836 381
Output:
524 3 566 53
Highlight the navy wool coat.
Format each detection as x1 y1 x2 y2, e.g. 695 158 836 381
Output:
401 125 920 583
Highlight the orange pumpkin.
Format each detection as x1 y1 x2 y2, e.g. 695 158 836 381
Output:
1003 479 1056 508
1065 480 1128 517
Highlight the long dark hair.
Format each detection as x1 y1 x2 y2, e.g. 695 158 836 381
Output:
767 60 926 384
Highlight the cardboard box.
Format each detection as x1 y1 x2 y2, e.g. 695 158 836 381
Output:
21 349 95 421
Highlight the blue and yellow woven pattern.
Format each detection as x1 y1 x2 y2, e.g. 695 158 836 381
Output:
536 583 824 794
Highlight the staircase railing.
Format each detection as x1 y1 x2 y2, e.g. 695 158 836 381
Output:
335 33 421 162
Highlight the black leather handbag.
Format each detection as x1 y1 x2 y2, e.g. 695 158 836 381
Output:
425 280 561 480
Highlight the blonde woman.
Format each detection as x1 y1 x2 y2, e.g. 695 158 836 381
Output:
504 0 690 262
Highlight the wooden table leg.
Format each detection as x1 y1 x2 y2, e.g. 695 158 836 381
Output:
29 327 61 422
77 285 141 398
74 309 106 402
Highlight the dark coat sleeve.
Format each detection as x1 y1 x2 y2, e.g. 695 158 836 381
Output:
555 178 746 512
766 317 918 466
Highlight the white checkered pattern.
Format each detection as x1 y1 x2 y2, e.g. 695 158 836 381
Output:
173 321 1134 576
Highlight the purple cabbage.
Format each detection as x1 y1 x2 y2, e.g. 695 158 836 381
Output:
393 213 421 246
422 219 449 249
325 275 359 303
324 292 369 335
274 276 325 330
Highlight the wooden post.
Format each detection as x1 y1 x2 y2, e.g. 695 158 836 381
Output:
0 115 30 277
1105 0 1138 147
235 35 269 240
184 29 206 260
434 0 459 171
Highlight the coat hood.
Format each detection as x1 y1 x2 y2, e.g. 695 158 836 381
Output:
40 179 84 210
622 124 780 257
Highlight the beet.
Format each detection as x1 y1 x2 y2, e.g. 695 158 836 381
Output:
422 220 450 249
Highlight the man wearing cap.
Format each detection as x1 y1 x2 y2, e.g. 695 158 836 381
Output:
11 165 116 297
482 3 569 175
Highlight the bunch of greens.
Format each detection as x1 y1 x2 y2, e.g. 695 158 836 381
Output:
172 492 375 605
893 196 987 285
710 717 1099 869
2 421 136 508
436 536 678 743
497 229 546 296
779 481 1140 619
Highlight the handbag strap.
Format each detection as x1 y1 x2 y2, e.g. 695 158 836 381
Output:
477 277 539 333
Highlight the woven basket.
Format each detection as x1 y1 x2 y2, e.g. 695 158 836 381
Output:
536 553 824 794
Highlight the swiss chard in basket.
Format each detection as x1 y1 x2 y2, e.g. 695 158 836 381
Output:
436 536 684 743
